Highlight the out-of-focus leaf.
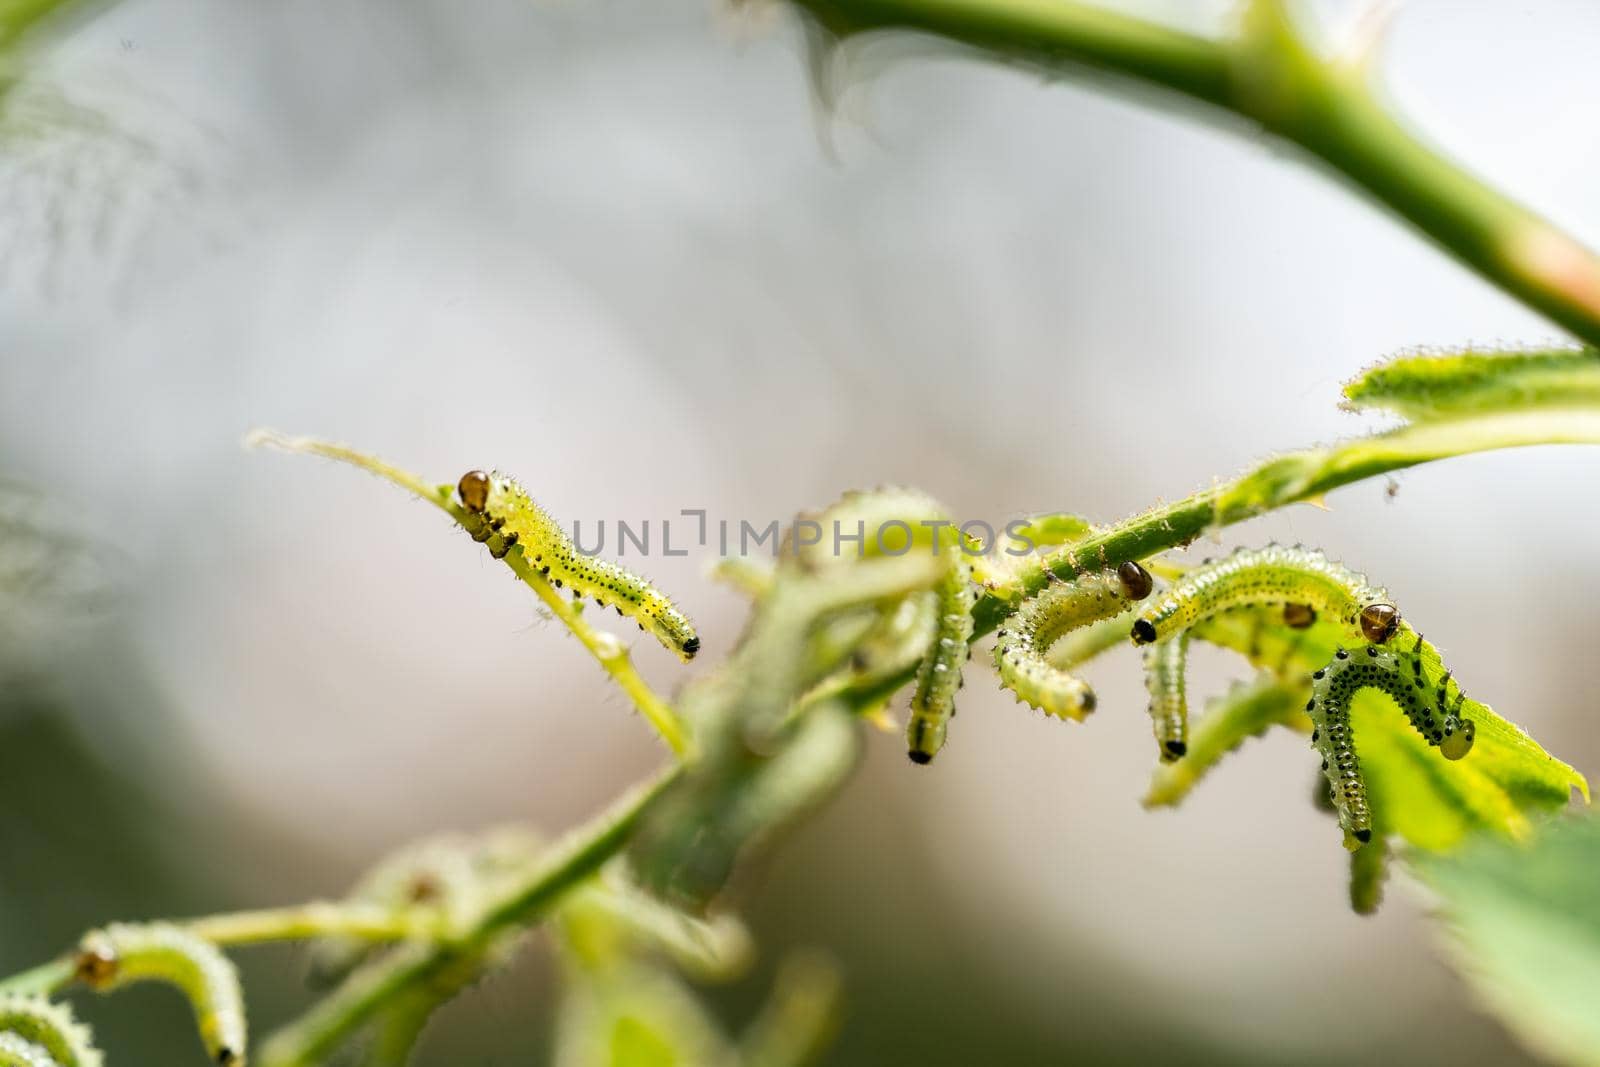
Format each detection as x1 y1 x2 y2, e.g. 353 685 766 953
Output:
1416 815 1600 1067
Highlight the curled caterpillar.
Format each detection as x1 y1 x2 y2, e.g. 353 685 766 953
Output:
456 470 699 661
1142 634 1189 761
994 563 1154 721
1343 346 1600 422
76 923 247 1066
0 996 99 1067
1306 643 1476 844
0 1034 57 1067
1130 544 1397 647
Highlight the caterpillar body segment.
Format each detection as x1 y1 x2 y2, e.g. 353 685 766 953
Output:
0 1034 57 1067
0 996 99 1067
1131 545 1397 648
1305 649 1376 846
993 565 1154 723
456 471 699 661
76 923 247 1065
1142 634 1189 762
906 557 975 763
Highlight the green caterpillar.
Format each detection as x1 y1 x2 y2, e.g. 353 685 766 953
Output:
1306 643 1475 845
794 487 973 764
456 470 699 661
1130 545 1398 649
994 562 1154 721
1343 346 1600 421
0 996 99 1067
1142 634 1189 762
76 923 246 1065
0 1034 56 1067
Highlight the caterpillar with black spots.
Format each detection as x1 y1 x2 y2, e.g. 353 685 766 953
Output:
1308 642 1477 846
76 923 246 1066
455 470 700 661
993 562 1154 722
0 996 99 1067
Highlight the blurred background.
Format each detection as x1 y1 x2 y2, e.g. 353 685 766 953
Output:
2 0 1599 1062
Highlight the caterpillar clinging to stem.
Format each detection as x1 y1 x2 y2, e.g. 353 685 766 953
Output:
1130 544 1399 649
456 470 700 661
76 923 247 1066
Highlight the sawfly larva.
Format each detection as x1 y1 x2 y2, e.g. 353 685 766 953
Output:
795 487 974 764
0 996 99 1067
456 470 699 661
1131 545 1397 647
994 563 1154 722
76 923 246 1066
1142 634 1189 762
0 1034 56 1067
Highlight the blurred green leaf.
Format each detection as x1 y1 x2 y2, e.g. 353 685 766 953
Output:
1418 815 1600 1067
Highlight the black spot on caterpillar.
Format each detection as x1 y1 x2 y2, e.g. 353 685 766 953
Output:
1131 544 1398 649
456 470 699 661
0 995 99 1067
994 564 1154 721
77 923 246 1065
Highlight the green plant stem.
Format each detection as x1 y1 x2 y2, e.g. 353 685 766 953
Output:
974 409 1600 633
187 903 443 947
795 0 1600 346
0 957 73 996
244 430 691 758
258 764 681 1067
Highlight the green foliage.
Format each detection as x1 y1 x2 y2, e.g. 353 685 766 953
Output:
1418 816 1600 1067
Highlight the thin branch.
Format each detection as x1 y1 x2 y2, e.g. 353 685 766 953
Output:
187 903 443 947
795 0 1600 346
244 430 691 758
258 764 681 1067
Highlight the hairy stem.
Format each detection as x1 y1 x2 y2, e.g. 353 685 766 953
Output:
973 409 1600 633
187 903 443 947
795 0 1600 345
244 430 691 758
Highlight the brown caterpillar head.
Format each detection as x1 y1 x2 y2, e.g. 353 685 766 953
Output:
1358 602 1400 643
458 470 491 512
73 939 118 987
1116 561 1153 600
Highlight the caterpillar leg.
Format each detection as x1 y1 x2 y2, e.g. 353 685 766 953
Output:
994 564 1154 723
1142 634 1189 762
